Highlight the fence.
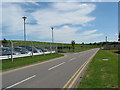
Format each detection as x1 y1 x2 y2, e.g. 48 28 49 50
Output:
57 46 86 52
0 41 58 61
103 44 120 50
0 40 92 61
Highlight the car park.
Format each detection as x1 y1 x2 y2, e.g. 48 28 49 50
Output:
36 47 48 52
14 47 32 54
0 47 21 56
20 46 40 53
36 48 42 53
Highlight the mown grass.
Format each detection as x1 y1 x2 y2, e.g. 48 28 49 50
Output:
6 40 99 48
58 48 96 53
78 50 118 88
2 53 64 70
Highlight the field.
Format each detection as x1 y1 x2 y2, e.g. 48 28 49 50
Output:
78 50 118 88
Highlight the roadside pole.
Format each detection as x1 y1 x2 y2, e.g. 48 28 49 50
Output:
10 40 13 62
62 43 63 52
42 42 45 56
31 41 33 57
49 43 52 54
56 43 58 53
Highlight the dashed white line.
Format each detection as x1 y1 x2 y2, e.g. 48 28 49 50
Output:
6 75 36 89
48 62 65 70
69 58 76 61
74 53 78 54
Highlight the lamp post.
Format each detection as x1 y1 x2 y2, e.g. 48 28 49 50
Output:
51 27 54 43
22 16 27 48
106 36 107 44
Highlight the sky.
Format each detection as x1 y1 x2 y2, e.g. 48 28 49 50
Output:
1 1 119 43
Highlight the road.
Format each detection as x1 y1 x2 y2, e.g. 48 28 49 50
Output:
2 48 99 89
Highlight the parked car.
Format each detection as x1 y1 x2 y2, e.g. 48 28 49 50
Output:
14 47 32 54
36 48 42 53
36 47 48 52
0 47 21 56
20 46 40 53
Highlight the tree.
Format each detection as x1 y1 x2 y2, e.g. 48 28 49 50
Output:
93 42 96 45
82 42 84 45
71 40 75 52
2 38 8 47
89 43 92 45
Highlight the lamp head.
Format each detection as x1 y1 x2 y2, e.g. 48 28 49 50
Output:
51 27 54 30
22 16 27 20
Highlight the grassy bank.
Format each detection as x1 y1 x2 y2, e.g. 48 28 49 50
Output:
78 50 118 88
6 40 99 48
2 53 64 70
58 48 96 53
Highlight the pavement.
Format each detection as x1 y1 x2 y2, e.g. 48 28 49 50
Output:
2 48 99 89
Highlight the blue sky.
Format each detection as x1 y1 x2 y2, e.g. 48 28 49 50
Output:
1 2 118 43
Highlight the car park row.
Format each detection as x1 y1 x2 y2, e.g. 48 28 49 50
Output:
0 46 56 60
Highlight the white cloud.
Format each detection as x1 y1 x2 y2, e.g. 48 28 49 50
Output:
82 30 97 35
115 33 118 36
2 3 25 35
2 0 119 2
31 3 96 26
2 2 104 43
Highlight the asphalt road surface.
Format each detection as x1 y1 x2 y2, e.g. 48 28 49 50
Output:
2 48 99 89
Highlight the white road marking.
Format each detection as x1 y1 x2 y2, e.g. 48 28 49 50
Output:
69 58 76 61
48 62 65 70
6 75 36 89
74 53 78 54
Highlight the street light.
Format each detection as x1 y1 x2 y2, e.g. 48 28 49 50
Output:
106 36 107 43
51 27 54 43
22 16 27 48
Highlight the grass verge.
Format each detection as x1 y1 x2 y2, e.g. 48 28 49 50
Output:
2 53 64 70
78 50 118 88
58 48 96 53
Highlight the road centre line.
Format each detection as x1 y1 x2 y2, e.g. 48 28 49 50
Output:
5 75 36 89
1 55 67 75
48 62 66 70
69 58 76 61
62 49 99 89
74 53 78 54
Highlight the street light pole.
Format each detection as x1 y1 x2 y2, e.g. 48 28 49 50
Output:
22 16 27 48
106 36 107 43
51 27 54 43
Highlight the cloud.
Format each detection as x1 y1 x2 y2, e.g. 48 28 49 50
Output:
82 30 97 35
31 3 96 26
2 0 120 2
2 2 104 43
115 33 118 36
2 3 25 35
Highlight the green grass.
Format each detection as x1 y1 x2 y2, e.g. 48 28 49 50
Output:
2 53 64 70
78 50 118 88
5 40 99 48
58 48 97 53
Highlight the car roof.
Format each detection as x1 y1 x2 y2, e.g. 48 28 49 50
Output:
0 47 10 49
14 47 24 48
